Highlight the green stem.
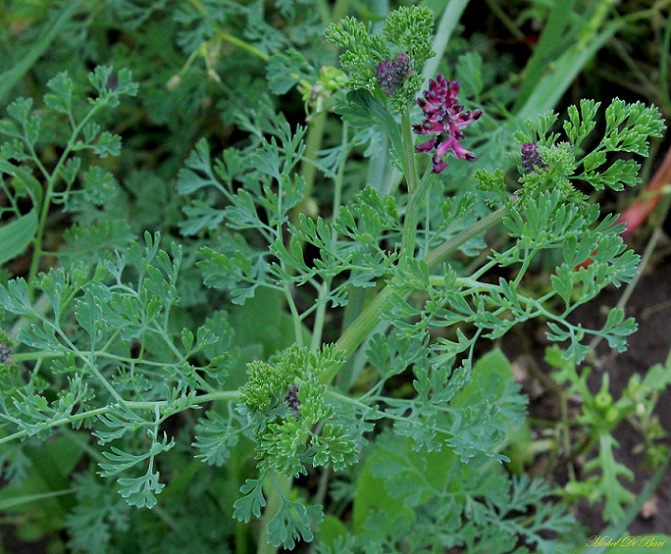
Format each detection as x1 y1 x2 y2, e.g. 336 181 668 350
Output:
400 110 419 195
315 0 331 27
424 207 508 267
331 0 349 22
660 4 671 106
577 0 617 49
151 504 180 531
484 0 526 41
298 110 327 206
329 284 398 377
398 109 429 258
0 390 239 447
216 30 269 61
400 167 433 257
310 278 331 352
0 488 79 511
27 191 56 298
0 0 83 105
282 286 304 348
26 103 105 300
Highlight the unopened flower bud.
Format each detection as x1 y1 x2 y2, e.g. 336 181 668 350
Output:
320 66 348 92
0 330 15 372
0 341 12 365
375 53 412 97
106 74 118 91
285 384 301 417
166 74 182 91
521 143 546 174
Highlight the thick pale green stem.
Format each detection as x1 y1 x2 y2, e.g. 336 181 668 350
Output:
329 285 398 377
424 207 508 267
400 110 419 195
257 473 292 554
398 109 430 259
401 167 433 257
298 110 327 205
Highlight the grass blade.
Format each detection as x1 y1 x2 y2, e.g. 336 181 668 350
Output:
0 0 83 104
514 20 621 123
0 209 38 266
513 0 578 112
422 0 471 84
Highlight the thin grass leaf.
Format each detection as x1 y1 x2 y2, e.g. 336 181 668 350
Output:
513 0 578 112
515 20 621 123
0 0 83 104
421 0 471 85
0 209 37 266
0 488 77 510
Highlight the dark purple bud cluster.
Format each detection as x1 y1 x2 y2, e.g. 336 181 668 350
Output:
106 74 118 91
0 342 12 365
375 53 413 97
520 143 546 174
412 74 483 173
285 384 301 417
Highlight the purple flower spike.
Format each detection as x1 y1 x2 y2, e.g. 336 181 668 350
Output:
376 53 413 97
413 74 482 173
520 143 546 174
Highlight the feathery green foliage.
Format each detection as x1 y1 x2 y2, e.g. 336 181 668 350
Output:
0 2 668 553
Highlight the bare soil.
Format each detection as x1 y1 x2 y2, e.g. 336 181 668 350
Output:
504 251 671 538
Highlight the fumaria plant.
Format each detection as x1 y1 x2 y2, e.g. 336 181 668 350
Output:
0 3 667 554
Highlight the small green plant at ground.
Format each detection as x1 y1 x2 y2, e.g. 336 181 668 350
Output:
0 2 669 553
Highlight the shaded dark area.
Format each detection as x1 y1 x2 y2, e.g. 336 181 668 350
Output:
577 255 671 536
502 251 671 537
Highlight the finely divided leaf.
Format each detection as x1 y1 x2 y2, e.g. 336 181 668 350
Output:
233 477 267 522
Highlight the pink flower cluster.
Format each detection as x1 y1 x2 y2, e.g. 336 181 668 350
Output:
413 74 482 174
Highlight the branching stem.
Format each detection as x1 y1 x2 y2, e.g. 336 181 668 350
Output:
329 206 509 384
0 391 240 447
